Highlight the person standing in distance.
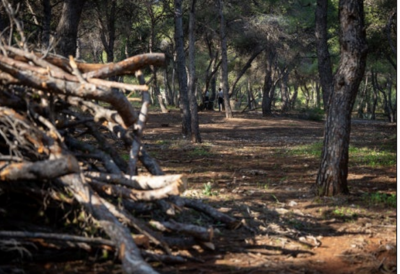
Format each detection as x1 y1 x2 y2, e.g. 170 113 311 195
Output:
218 88 224 111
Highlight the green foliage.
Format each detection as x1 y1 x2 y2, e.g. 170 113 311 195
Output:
362 192 396 208
288 141 323 158
202 182 218 196
348 146 396 167
120 153 129 161
332 206 358 218
188 146 211 157
288 142 396 168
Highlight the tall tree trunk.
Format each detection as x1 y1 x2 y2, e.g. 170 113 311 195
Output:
188 0 201 143
315 0 334 111
290 80 298 109
357 73 368 118
97 0 116 63
217 0 232 118
315 0 368 196
164 68 173 105
372 71 396 122
261 50 277 116
55 0 86 57
174 0 191 136
148 3 168 113
280 68 290 112
41 0 51 50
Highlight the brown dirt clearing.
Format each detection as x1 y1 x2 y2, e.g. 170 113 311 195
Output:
14 110 396 274
145 110 396 274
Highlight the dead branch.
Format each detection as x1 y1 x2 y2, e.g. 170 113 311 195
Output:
0 156 79 181
82 53 165 79
65 135 122 175
57 172 158 274
0 231 114 247
169 196 242 229
0 11 240 271
149 220 213 242
85 172 186 190
89 177 187 202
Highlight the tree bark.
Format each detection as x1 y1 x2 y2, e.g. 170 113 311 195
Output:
218 0 233 118
174 0 191 136
315 0 368 196
188 0 201 143
55 0 86 57
261 50 278 116
315 0 334 111
41 0 51 50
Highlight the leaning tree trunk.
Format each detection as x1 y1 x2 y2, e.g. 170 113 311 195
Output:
55 0 86 57
315 0 368 196
315 0 334 111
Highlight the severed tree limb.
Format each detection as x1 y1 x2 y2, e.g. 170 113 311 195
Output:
9 50 158 76
59 95 126 129
5 47 149 92
85 122 128 172
97 196 172 255
88 177 186 202
84 171 186 190
161 236 198 249
0 156 79 181
1 107 158 273
87 78 148 92
149 220 213 242
82 53 165 79
0 58 137 128
139 147 165 176
141 250 187 264
0 231 114 247
122 199 154 213
65 135 122 175
57 172 159 274
168 196 242 230
127 70 150 175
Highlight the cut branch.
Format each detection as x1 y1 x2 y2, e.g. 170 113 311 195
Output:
82 53 165 79
89 177 187 201
0 156 79 181
149 220 213 242
85 172 186 190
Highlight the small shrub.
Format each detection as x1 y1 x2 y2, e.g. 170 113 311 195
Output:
362 192 396 208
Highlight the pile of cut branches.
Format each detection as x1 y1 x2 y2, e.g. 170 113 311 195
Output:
0 44 241 274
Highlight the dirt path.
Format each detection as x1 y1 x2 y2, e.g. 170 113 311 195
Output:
144 110 396 274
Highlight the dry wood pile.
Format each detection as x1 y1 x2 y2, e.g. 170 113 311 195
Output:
0 46 241 273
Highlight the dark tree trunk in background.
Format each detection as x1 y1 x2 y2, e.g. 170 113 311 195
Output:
174 0 191 136
96 0 116 63
55 0 86 57
315 0 368 196
315 0 334 111
371 71 396 122
218 0 233 118
280 68 290 112
357 74 368 118
147 2 168 113
261 50 276 116
188 0 201 143
41 0 51 50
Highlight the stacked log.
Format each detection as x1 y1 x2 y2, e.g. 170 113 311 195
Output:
0 45 240 274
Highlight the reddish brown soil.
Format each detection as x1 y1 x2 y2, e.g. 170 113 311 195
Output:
144 110 396 274
17 110 396 274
